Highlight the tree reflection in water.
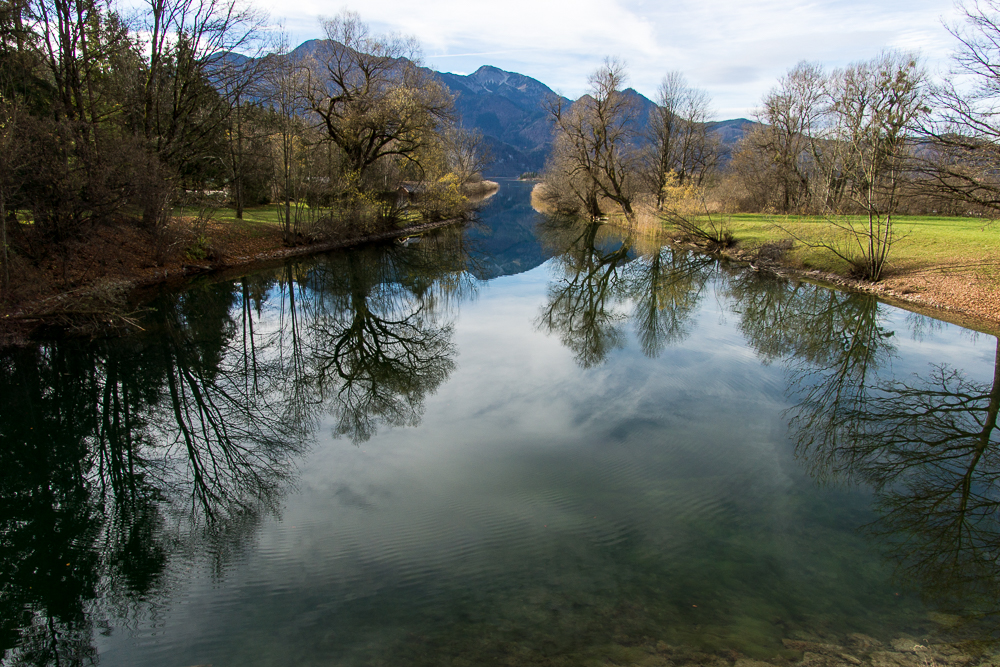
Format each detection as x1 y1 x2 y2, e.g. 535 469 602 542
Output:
804 341 1000 642
0 282 305 666
282 231 474 442
726 270 1000 643
5 219 996 663
724 270 896 459
536 216 714 366
0 228 475 665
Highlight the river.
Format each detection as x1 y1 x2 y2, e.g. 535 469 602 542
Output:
2 179 997 666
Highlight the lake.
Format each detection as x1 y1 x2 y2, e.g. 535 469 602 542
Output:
2 179 998 666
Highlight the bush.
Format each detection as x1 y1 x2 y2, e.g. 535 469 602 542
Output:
414 174 468 222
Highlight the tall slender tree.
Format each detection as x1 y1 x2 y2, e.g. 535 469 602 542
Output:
645 71 718 208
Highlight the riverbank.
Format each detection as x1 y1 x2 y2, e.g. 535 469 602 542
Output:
0 214 468 346
710 234 1000 337
529 184 1000 335
709 211 1000 335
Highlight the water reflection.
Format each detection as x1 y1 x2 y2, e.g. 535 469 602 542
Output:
0 229 477 665
627 245 715 356
536 218 633 367
796 338 1000 641
279 235 474 442
532 219 1000 643
0 286 304 666
724 271 1000 643
536 216 714 366
723 271 896 460
2 202 998 665
464 179 551 279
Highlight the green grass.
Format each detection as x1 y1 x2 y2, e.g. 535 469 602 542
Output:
173 205 286 226
702 213 1000 278
179 204 424 228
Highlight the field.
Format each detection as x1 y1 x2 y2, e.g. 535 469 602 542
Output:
715 213 1000 279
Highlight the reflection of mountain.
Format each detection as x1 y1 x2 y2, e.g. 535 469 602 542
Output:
464 179 552 279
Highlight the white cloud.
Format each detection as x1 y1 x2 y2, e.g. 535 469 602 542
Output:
260 0 964 118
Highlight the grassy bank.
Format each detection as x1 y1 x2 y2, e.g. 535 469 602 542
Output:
715 213 1000 278
173 205 286 226
661 211 1000 332
534 181 1000 329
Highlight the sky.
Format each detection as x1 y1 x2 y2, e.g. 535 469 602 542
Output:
257 0 967 120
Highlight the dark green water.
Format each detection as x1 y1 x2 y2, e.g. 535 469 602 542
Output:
2 180 999 666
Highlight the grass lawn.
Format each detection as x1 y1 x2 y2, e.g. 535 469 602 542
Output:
706 213 1000 279
179 204 425 230
173 205 285 226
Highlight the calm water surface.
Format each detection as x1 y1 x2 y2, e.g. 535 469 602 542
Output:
2 180 998 666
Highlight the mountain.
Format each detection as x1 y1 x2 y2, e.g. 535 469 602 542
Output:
268 41 758 177
707 118 758 164
288 39 327 61
621 87 658 136
433 66 567 177
433 67 757 175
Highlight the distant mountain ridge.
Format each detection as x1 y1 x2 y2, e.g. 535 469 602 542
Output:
279 41 759 177
434 65 566 176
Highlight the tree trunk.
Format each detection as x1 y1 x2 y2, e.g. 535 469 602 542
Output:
0 194 9 296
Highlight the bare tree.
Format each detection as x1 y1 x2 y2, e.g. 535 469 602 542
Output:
548 58 638 221
30 0 120 127
444 127 492 184
645 71 684 208
132 0 269 170
743 61 827 213
824 51 928 281
218 56 272 219
743 54 927 281
644 71 718 207
262 32 308 243
917 0 1000 213
302 11 453 190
